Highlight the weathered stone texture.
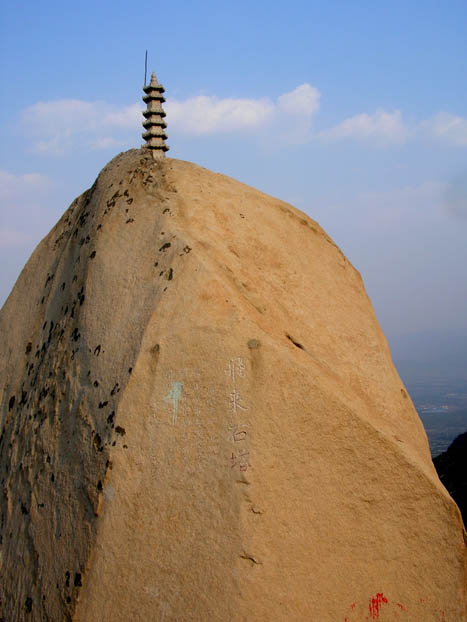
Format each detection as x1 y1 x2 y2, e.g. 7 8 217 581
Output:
0 149 465 621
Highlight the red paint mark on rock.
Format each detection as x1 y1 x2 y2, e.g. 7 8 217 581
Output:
368 593 388 619
396 602 406 611
351 603 356 610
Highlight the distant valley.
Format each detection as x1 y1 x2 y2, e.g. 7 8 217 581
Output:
389 332 467 457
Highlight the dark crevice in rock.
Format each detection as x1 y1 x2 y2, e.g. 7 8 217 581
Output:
286 333 306 351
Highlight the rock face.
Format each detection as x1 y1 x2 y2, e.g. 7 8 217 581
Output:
0 149 466 621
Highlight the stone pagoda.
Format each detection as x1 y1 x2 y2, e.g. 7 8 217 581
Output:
142 71 169 159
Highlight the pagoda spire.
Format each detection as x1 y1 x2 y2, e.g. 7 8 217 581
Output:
142 71 169 159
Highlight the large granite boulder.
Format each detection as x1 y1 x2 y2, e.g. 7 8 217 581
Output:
1 150 465 621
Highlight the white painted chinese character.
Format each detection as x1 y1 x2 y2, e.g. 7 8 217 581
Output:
226 357 246 383
229 389 247 414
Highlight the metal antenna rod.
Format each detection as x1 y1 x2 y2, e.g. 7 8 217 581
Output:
144 50 148 86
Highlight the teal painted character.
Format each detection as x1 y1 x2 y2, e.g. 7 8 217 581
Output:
164 382 183 424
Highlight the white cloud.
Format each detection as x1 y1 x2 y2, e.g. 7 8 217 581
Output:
20 84 321 153
276 84 321 144
25 99 141 132
320 109 409 145
421 112 467 146
277 84 320 117
165 83 320 137
33 134 69 155
20 89 467 154
165 95 275 135
101 103 142 128
22 100 141 154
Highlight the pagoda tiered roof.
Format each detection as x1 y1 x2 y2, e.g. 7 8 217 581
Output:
141 72 169 159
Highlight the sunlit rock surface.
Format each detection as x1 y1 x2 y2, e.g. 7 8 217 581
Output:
1 149 466 621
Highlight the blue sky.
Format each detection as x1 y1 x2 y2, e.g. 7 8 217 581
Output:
1 0 466 338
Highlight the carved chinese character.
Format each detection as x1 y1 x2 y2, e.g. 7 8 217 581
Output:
229 423 248 442
231 450 250 471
